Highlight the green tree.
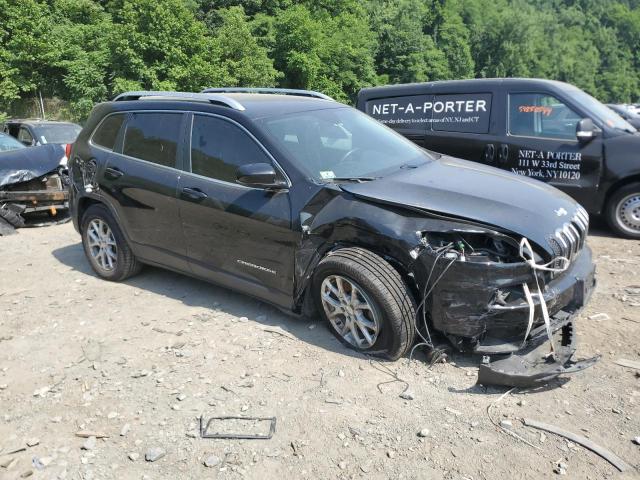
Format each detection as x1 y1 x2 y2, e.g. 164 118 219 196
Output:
0 0 56 114
209 6 280 87
49 0 112 119
368 0 448 84
104 0 229 94
272 3 377 101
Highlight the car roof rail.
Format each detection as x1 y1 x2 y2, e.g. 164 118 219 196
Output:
201 87 334 101
112 91 246 111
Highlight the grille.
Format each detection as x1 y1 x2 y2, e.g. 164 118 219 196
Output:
548 207 589 266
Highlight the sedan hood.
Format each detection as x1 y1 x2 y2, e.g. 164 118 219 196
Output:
0 144 65 187
340 156 583 256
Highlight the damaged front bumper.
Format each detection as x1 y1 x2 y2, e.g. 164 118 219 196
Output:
477 316 600 388
427 245 598 387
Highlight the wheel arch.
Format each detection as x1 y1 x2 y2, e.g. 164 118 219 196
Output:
77 196 103 231
603 174 640 209
294 236 421 315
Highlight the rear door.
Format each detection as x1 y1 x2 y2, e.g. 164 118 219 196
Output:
503 92 603 210
99 111 189 271
176 113 295 308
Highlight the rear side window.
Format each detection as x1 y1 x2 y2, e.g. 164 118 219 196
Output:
509 93 580 140
190 115 271 183
123 113 182 168
366 95 429 131
365 93 492 133
92 114 125 150
432 93 492 133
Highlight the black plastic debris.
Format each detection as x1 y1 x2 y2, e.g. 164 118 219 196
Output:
477 319 600 388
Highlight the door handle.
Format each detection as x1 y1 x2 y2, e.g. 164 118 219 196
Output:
482 144 496 164
181 187 208 201
105 166 124 180
498 144 509 165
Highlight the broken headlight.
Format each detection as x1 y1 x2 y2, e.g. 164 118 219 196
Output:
421 231 524 264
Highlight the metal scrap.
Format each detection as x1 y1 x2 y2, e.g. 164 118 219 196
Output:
199 415 276 440
614 359 640 370
523 418 631 472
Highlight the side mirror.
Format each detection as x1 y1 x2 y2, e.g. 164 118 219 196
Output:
576 118 597 142
236 163 287 189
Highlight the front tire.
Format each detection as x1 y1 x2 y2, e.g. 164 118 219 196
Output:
605 182 640 239
313 247 416 360
81 204 142 281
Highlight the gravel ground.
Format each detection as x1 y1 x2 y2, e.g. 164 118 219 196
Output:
0 220 639 479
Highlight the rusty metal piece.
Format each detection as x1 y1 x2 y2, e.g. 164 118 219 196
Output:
199 415 276 440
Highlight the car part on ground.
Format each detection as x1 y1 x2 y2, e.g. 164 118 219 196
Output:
69 89 598 388
0 143 69 233
199 415 277 440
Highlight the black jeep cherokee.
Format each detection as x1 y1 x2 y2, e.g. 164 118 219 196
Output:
68 89 597 387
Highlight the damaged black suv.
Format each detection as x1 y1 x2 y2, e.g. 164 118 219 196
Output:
68 89 597 387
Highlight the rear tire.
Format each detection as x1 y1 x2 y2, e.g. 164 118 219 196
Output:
605 182 640 239
81 204 142 281
313 247 416 360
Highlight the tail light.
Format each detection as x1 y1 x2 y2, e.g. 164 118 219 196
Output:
65 143 73 159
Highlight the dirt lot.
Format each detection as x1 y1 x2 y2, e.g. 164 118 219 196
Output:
0 220 639 480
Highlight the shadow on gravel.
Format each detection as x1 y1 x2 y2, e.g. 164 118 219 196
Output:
51 241 364 360
588 215 614 238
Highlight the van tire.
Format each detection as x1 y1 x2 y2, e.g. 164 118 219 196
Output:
312 247 416 360
605 182 640 239
81 204 142 281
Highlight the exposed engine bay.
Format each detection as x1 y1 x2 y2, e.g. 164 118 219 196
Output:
0 144 69 234
410 221 598 388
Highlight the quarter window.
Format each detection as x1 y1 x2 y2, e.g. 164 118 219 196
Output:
92 114 125 150
509 93 580 140
123 113 182 168
190 115 272 183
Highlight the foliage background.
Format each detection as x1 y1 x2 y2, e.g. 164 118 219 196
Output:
1 0 639 121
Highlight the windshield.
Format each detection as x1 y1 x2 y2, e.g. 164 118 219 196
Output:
258 107 433 182
565 87 636 133
0 134 26 152
32 124 81 144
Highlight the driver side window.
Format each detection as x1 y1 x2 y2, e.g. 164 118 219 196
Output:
18 127 34 145
190 115 274 184
509 93 580 140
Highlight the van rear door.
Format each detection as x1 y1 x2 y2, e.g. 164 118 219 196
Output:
502 92 603 211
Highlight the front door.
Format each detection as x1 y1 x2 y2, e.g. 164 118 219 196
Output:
177 113 295 308
503 92 603 211
100 111 189 271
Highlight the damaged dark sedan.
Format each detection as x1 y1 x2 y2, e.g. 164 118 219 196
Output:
0 133 69 233
68 90 598 387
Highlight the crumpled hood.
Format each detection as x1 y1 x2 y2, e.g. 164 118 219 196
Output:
0 144 65 187
340 156 583 256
